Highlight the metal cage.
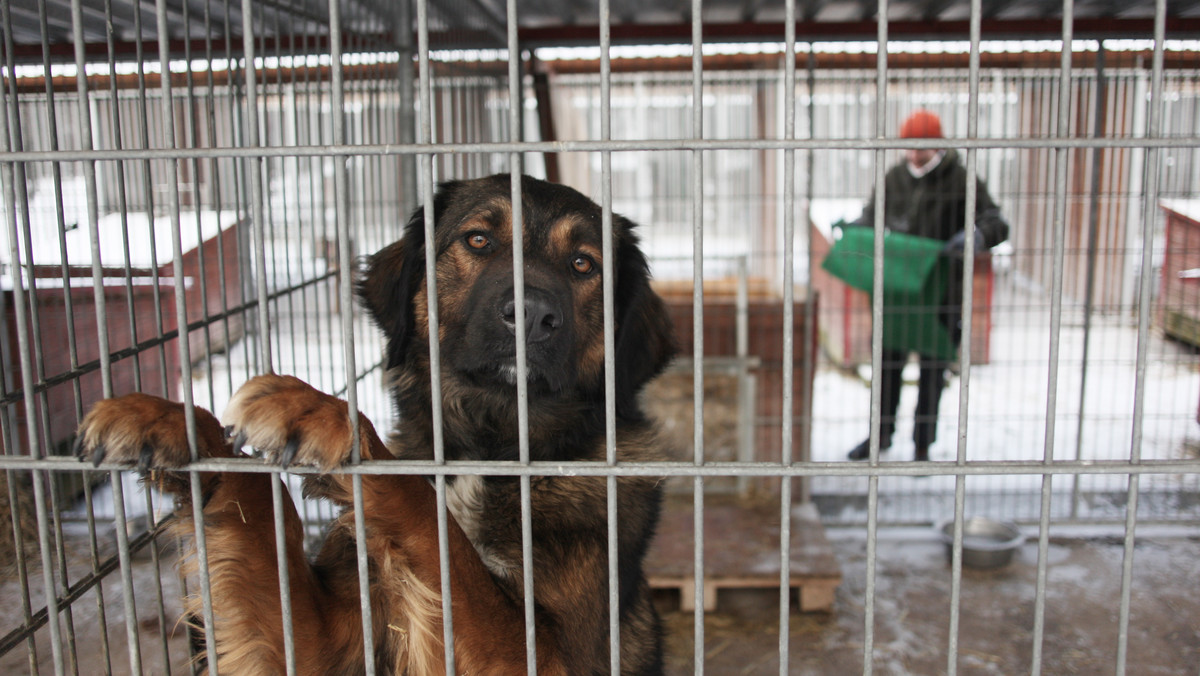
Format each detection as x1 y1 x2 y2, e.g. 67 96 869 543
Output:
1 0 1198 674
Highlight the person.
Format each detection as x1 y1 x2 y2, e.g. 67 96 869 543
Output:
846 109 1009 462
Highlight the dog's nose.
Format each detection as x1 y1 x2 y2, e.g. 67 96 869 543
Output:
501 291 563 343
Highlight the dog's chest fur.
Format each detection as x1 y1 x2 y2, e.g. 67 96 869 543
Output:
445 475 509 575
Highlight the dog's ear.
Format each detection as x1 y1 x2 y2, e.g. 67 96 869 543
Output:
614 219 677 420
357 207 428 371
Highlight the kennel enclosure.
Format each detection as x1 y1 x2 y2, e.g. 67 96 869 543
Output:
2 0 1200 674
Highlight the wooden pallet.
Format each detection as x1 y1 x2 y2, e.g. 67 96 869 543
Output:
646 494 842 612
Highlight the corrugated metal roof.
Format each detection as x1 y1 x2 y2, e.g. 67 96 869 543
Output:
4 0 1199 59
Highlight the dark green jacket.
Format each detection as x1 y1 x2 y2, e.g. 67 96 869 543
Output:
852 148 1010 325
857 149 1008 245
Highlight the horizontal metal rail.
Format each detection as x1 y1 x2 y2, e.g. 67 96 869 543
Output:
5 456 1196 478
0 133 1196 164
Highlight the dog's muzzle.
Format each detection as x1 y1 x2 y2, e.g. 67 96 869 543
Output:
499 289 563 344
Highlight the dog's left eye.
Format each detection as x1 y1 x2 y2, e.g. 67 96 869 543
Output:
571 255 596 276
465 233 491 251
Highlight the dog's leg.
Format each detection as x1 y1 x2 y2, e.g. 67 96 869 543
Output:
224 374 569 675
76 394 358 673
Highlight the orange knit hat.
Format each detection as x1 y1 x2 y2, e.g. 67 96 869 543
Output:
899 110 944 139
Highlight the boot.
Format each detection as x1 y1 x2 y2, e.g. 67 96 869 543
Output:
847 436 891 461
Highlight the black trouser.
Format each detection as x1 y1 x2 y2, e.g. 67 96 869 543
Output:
876 348 952 450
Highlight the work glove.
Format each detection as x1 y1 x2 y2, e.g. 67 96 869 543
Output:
942 227 986 257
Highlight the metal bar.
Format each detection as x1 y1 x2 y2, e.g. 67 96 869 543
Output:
945 2 985 673
0 80 66 676
597 0 622 671
800 47 817 507
31 2 82 671
0 466 39 671
182 0 219 413
201 0 238 408
862 0 890 672
326 2 375 674
505 3 538 671
1030 4 1075 674
735 256 752 496
1071 41 1108 519
413 2 455 672
8 455 1196 478
141 4 181 666
153 3 225 675
240 0 273 374
395 0 417 219
293 28 331 397
0 26 46 673
125 3 174 401
1117 0 1167 672
269 470 298 676
7 133 1198 164
267 9 298 407
223 0 256 388
779 0 797 673
65 0 145 672
689 0 706 670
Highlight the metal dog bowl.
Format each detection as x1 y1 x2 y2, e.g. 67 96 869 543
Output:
937 517 1024 569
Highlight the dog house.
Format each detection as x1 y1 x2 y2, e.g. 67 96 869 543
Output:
1157 200 1200 346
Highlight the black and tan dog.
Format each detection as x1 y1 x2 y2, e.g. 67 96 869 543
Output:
75 174 676 674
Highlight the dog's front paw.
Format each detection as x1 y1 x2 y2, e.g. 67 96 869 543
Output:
75 394 230 490
223 375 372 471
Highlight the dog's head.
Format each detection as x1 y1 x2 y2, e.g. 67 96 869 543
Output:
358 174 676 420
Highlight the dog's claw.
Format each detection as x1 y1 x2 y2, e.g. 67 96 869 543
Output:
138 443 155 473
223 425 236 440
231 431 248 452
279 435 301 468
91 444 107 468
73 435 86 461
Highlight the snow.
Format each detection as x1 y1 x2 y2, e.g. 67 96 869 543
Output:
1 175 239 269
809 280 1200 523
1160 198 1200 224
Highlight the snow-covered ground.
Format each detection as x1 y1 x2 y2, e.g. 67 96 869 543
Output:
810 280 1200 524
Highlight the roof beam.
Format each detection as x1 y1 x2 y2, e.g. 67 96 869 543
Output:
517 16 1200 45
800 0 830 21
919 0 963 20
981 0 1025 18
430 0 509 46
857 0 877 22
740 0 769 21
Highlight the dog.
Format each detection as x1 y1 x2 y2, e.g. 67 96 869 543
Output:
75 174 677 674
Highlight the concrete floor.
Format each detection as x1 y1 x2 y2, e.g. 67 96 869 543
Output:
2 527 1198 674
659 529 1200 675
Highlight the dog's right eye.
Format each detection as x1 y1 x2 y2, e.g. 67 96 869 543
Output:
465 233 491 251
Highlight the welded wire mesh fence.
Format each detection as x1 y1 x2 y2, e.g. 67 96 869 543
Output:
0 0 1197 674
